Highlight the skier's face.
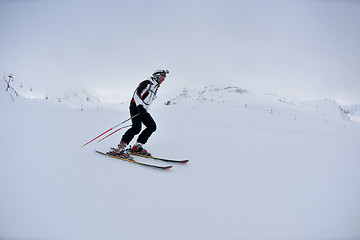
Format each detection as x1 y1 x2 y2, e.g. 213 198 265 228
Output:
157 75 166 84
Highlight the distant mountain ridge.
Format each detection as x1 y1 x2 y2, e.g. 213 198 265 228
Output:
2 77 359 123
162 85 355 123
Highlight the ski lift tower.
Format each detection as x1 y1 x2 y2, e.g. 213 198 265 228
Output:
4 73 18 97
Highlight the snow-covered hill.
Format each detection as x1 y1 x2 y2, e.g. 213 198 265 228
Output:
161 85 353 126
1 80 360 240
343 104 360 123
1 74 126 111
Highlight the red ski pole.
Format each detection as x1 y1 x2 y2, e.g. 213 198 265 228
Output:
97 124 132 143
82 114 139 147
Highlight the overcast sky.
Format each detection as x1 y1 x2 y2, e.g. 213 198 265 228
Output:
1 0 359 105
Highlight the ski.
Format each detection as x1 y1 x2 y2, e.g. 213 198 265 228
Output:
95 150 172 170
129 151 189 164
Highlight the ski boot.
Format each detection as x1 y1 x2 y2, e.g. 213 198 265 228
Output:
130 142 151 156
112 141 132 159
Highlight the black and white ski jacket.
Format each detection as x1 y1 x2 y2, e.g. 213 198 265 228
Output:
132 77 160 111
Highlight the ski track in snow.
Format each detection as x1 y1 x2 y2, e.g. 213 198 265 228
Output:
1 82 360 240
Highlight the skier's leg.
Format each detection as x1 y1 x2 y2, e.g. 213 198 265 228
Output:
121 106 142 144
136 113 156 144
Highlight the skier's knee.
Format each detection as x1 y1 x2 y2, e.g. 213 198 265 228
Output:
150 122 156 133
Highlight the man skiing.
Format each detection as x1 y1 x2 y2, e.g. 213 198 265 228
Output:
114 69 169 159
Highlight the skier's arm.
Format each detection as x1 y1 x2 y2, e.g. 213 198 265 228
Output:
136 81 151 100
133 80 151 112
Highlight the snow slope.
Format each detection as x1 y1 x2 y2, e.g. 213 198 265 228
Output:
344 105 360 124
1 81 360 240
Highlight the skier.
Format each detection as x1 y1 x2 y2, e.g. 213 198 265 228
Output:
114 69 169 159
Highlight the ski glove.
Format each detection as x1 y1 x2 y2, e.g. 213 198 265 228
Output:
138 105 147 116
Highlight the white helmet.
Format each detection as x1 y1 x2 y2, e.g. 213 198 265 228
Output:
152 69 169 79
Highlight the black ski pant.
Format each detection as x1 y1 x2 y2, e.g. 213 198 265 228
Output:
121 103 156 145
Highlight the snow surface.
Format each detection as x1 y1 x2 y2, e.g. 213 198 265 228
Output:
1 80 360 240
